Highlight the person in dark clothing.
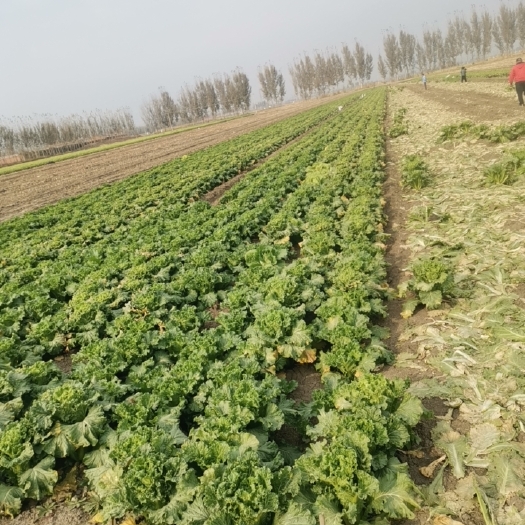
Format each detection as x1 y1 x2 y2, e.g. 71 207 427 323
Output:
509 58 525 106
460 67 467 82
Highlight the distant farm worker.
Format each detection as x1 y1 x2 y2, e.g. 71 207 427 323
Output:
460 67 467 82
509 57 525 106
421 73 427 90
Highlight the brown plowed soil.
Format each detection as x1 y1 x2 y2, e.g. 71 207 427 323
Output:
405 83 524 121
0 94 348 223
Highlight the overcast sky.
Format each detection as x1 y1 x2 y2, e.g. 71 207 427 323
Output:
0 0 508 122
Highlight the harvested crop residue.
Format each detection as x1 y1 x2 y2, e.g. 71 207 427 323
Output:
385 82 525 524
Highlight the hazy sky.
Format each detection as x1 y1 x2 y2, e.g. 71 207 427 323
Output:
0 0 507 122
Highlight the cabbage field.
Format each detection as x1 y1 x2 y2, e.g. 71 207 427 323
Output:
0 89 423 524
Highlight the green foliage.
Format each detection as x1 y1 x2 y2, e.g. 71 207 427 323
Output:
389 108 408 138
483 150 525 185
19 456 58 501
297 375 422 523
398 257 456 317
0 484 24 517
0 89 421 523
438 120 525 144
400 154 431 190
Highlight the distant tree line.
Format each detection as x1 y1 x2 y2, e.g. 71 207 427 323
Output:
5 2 525 158
0 108 135 159
377 3 525 80
141 69 252 132
289 41 373 99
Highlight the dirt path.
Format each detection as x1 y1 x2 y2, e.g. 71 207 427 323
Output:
0 93 348 223
406 83 524 122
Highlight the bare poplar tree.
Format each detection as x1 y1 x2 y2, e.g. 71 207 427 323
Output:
303 55 316 96
224 75 238 112
353 42 373 85
329 53 345 89
177 88 192 122
433 30 447 70
195 80 210 119
364 52 374 81
481 11 493 58
341 43 357 85
313 52 329 95
493 4 517 54
423 30 438 71
399 31 416 77
177 85 206 123
416 43 427 73
443 35 457 67
461 19 475 59
0 126 16 156
288 62 303 99
444 20 461 65
289 55 316 99
516 2 525 50
469 10 484 59
231 69 251 112
190 88 207 120
204 80 219 117
258 64 286 104
377 55 388 82
383 33 401 79
213 75 231 115
1 108 135 158
452 16 465 61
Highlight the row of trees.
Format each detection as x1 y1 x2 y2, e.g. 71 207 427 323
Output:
378 3 525 80
5 2 525 155
289 42 373 99
258 64 286 105
141 69 252 132
142 1 525 132
0 108 135 159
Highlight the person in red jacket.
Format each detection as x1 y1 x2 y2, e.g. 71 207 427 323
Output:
509 57 525 106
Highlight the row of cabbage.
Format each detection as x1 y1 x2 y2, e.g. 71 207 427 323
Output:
0 89 422 524
0 100 342 375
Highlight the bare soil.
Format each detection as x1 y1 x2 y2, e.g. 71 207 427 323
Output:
0 507 90 525
405 83 525 121
273 364 322 450
430 51 521 74
284 364 322 405
0 94 349 223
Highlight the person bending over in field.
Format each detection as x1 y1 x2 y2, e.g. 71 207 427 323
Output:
509 58 525 106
